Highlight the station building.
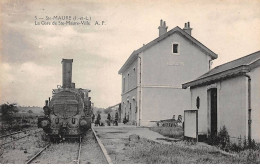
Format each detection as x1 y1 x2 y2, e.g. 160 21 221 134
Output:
118 20 217 126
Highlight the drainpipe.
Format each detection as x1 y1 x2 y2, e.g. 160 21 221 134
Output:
138 56 142 126
244 74 251 145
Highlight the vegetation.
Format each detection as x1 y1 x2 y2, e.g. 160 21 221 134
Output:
103 108 112 114
96 110 102 114
150 126 184 139
0 103 18 124
207 126 260 152
27 110 33 114
205 125 260 163
207 126 230 150
0 103 40 132
149 125 260 163
125 138 260 163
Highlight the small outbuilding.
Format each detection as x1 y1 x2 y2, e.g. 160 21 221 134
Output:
182 51 260 142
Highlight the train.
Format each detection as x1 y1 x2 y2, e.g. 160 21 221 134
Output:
38 59 92 141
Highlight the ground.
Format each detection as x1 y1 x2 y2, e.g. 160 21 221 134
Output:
0 130 48 163
1 124 259 164
93 124 260 164
0 129 107 164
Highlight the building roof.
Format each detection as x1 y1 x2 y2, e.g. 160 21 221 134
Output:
182 50 260 89
108 103 121 109
118 26 218 74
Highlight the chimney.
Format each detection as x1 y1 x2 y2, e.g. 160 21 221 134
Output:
158 19 168 36
183 22 192 35
61 59 73 88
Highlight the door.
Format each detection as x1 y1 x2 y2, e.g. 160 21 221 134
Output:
210 88 218 136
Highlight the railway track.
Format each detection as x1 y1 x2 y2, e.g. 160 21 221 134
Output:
26 143 51 164
26 141 82 164
92 127 112 164
0 129 43 147
0 127 39 139
25 128 110 164
76 137 82 164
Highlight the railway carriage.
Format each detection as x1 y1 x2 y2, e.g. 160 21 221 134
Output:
38 59 92 141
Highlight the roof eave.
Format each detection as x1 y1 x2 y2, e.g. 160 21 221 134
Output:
182 65 249 89
179 29 218 59
118 52 138 74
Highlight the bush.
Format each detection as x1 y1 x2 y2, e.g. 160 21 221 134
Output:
207 125 260 153
1 103 18 124
238 149 260 163
218 126 230 150
207 126 230 150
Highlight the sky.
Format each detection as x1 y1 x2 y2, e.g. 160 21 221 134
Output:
0 0 259 108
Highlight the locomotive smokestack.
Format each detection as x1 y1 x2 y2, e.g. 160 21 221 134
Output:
71 82 75 88
61 59 73 88
45 100 48 106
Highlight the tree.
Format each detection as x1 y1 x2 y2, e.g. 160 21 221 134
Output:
96 110 102 114
27 110 33 114
104 108 112 114
0 103 19 126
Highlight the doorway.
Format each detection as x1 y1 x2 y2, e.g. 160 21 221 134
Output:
208 88 217 136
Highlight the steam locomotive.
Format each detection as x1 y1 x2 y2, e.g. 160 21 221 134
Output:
38 59 92 141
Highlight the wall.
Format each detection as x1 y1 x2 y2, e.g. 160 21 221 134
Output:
121 59 138 94
250 67 260 142
121 88 138 125
218 76 247 140
190 85 208 134
139 32 212 126
121 59 139 125
141 87 190 126
190 76 249 140
142 32 212 87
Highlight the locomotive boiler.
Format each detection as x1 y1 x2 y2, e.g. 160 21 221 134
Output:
38 59 92 141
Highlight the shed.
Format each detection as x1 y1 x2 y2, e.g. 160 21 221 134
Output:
182 51 260 142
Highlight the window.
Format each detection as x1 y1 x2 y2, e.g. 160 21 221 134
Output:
173 44 178 53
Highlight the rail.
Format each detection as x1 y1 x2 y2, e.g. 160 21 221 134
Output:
26 143 51 164
91 127 112 164
0 129 33 139
0 129 43 147
76 136 82 164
